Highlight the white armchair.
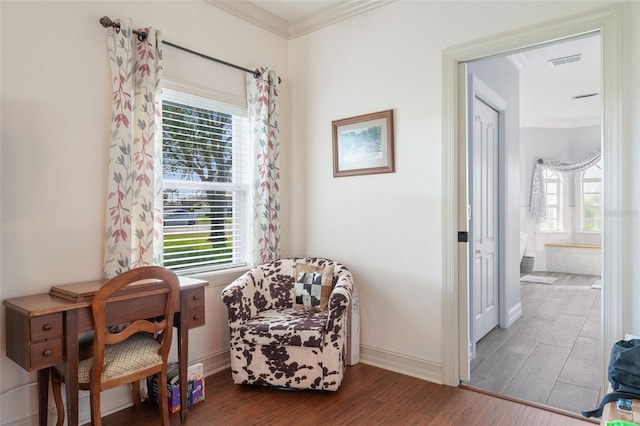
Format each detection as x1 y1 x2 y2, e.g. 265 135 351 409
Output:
221 257 354 391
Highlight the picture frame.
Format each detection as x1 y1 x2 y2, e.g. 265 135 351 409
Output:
332 109 395 177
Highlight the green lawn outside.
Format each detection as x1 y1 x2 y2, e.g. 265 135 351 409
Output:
164 217 233 270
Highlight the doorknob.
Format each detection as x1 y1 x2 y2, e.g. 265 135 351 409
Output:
475 250 481 254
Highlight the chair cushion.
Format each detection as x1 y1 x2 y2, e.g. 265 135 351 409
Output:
55 333 162 384
240 308 327 347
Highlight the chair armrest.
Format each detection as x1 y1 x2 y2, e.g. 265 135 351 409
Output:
325 270 354 332
221 268 263 325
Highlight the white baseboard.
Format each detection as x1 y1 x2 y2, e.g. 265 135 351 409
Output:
195 348 231 377
1 414 36 426
507 302 522 327
359 344 442 384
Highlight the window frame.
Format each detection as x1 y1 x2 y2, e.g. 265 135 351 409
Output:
538 167 564 233
579 160 602 233
160 85 250 275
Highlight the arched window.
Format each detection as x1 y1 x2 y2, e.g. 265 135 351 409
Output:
581 160 602 232
539 168 563 232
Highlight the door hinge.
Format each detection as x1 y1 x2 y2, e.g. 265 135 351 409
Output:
458 231 469 243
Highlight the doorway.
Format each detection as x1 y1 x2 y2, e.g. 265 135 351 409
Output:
463 35 603 413
440 3 623 413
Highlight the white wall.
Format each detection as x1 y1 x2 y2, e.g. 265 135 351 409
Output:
0 1 288 424
288 0 635 379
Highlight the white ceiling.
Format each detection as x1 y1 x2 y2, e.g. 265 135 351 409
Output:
207 1 601 128
508 34 601 128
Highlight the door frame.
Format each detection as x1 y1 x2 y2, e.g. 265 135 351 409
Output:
441 5 623 385
468 74 508 360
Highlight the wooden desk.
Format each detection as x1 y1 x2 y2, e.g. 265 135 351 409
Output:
601 399 640 424
3 276 208 426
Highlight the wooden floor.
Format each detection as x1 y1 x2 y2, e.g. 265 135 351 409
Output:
98 364 597 425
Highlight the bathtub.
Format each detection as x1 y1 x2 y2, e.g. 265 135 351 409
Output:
544 243 601 275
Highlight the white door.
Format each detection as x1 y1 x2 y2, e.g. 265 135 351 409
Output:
469 76 503 345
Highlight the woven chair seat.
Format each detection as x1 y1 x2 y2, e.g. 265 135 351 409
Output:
55 332 162 384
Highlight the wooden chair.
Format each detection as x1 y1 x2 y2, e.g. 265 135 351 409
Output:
51 266 179 426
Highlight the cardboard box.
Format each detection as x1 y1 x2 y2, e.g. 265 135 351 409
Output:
149 363 205 413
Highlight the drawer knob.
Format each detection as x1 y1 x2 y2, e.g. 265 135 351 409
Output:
193 314 200 321
192 294 200 301
43 323 52 331
42 349 53 357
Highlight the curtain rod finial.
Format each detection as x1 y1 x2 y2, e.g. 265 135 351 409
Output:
252 70 262 79
99 16 114 29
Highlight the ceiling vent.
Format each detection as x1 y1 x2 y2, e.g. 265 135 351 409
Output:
548 54 582 66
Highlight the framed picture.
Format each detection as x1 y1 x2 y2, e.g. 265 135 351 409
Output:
332 109 395 177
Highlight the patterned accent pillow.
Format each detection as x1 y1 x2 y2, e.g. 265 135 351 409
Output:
293 263 334 312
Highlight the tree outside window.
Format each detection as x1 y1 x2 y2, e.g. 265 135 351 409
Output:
161 90 248 273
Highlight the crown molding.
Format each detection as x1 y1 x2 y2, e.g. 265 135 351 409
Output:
289 0 396 39
205 0 290 38
205 0 396 40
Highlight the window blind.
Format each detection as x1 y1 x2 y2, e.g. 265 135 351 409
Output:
162 89 249 274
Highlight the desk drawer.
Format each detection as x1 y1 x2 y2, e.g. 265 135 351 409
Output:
31 314 63 341
5 308 64 371
184 288 205 328
30 339 63 369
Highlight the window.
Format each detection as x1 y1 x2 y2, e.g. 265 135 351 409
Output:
162 88 249 274
539 168 563 232
581 160 602 232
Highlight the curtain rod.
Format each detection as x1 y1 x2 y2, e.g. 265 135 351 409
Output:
99 16 281 84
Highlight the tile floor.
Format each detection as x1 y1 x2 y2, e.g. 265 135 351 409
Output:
465 272 602 415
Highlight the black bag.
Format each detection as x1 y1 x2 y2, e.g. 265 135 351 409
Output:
582 339 640 418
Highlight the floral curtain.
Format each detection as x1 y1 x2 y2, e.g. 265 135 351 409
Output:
247 67 281 265
104 19 163 278
529 149 601 223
